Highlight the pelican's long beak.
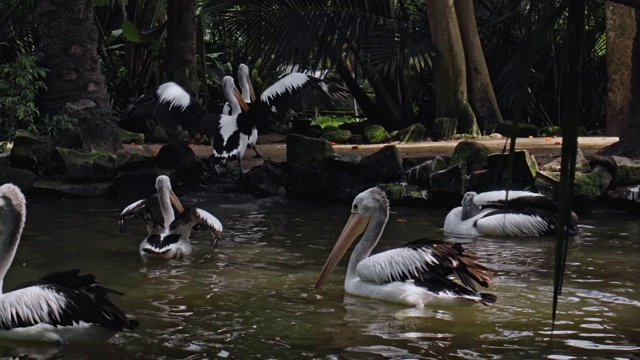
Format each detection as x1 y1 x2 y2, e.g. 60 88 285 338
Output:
234 87 249 111
314 213 370 289
169 190 184 213
248 77 256 103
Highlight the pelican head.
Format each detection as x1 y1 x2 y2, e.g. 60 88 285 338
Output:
0 184 26 245
237 64 255 102
155 175 184 213
461 191 481 220
314 187 389 288
223 76 249 111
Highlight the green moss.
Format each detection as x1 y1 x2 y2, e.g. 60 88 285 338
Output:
320 130 352 144
538 126 562 137
118 128 145 144
363 125 390 144
450 140 493 171
397 123 427 143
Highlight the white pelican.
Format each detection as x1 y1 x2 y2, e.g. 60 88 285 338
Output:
222 64 262 159
213 69 351 173
314 187 496 307
0 183 139 343
119 175 223 259
443 190 579 237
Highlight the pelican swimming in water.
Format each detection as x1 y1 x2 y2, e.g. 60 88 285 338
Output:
119 175 223 259
314 187 496 307
0 183 139 343
443 190 578 237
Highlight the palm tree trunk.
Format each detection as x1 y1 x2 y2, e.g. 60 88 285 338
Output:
454 0 503 134
164 0 197 93
36 0 121 153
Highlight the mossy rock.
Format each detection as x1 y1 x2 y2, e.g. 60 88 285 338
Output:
377 183 429 205
118 128 145 144
450 140 493 171
0 168 35 191
9 129 56 173
286 133 335 169
320 130 352 144
406 156 448 188
397 123 427 143
535 165 612 201
115 147 155 169
56 147 117 181
363 125 390 144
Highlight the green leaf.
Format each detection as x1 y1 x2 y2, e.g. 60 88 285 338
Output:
121 20 142 43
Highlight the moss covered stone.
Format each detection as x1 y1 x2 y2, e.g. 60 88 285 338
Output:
363 125 390 144
286 133 335 169
9 129 55 172
450 140 493 171
406 156 447 188
535 165 612 201
0 168 35 191
56 147 117 181
377 183 429 204
118 128 145 144
610 156 640 186
397 123 427 143
540 148 590 172
320 130 352 144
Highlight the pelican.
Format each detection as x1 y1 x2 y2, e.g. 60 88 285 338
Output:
119 175 223 259
443 190 579 237
0 183 139 343
213 68 351 173
222 64 262 158
314 187 496 307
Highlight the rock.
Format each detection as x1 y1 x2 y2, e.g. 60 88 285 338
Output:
377 183 431 206
286 164 331 200
609 156 640 187
359 145 404 183
243 160 287 196
450 140 493 172
115 147 156 170
535 165 612 201
9 129 56 173
0 168 36 191
363 125 390 144
486 150 539 189
155 143 207 182
397 123 428 143
327 153 363 173
538 126 562 137
320 130 352 144
286 134 335 169
406 156 447 188
348 134 363 144
432 117 458 140
467 169 494 193
540 148 590 172
605 185 640 203
153 124 170 142
56 147 117 181
118 128 145 144
339 120 370 135
495 121 538 138
328 172 371 202
32 180 116 197
114 168 176 199
290 119 312 135
430 165 464 194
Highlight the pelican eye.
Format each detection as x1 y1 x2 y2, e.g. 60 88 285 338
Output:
352 204 358 211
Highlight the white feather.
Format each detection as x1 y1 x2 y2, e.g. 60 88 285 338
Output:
156 82 191 111
195 208 223 233
260 73 310 104
475 213 551 236
356 247 438 284
472 190 543 205
120 199 146 217
0 287 68 328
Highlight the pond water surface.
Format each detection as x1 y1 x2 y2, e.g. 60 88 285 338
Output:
2 191 639 359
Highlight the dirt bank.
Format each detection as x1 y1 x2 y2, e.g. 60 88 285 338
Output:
131 134 619 169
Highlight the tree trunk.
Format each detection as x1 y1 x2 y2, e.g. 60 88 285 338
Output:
598 6 640 158
605 1 635 136
164 0 197 93
426 0 480 136
36 0 121 153
454 0 503 134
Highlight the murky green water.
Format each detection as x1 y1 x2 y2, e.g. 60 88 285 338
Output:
2 192 639 359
